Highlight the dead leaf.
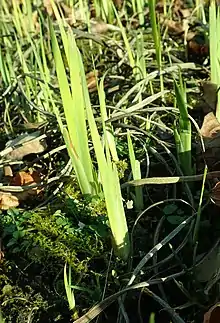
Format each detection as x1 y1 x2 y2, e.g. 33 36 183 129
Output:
204 303 220 323
0 168 42 210
0 192 19 210
9 170 42 203
43 0 54 16
86 70 99 93
198 113 220 168
60 2 72 16
0 170 41 208
179 8 191 18
90 20 109 34
60 3 75 25
3 165 13 177
161 17 195 40
4 131 47 161
200 113 220 138
10 171 41 187
90 19 121 34
185 31 197 41
7 140 46 161
22 121 46 130
161 18 184 35
201 82 218 114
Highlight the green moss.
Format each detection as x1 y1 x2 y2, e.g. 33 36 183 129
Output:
2 284 13 296
115 160 128 179
63 177 82 200
88 195 107 216
0 262 49 322
1 208 105 276
0 204 110 322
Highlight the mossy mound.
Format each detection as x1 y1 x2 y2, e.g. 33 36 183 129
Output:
0 198 110 322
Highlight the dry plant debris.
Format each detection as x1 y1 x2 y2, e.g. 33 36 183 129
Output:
86 70 99 93
200 112 220 138
4 131 47 161
0 170 42 210
43 0 54 16
0 192 19 210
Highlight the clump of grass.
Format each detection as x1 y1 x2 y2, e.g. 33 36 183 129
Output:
127 130 143 210
173 76 192 176
94 0 115 24
132 0 145 26
112 3 135 69
64 263 78 319
148 0 164 95
45 1 130 261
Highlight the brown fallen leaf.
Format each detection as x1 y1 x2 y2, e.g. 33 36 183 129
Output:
60 3 75 25
90 19 121 34
90 20 110 34
179 8 191 18
161 18 184 35
3 165 13 177
160 16 195 41
204 303 220 323
7 170 43 205
11 171 42 196
7 140 46 161
159 1 208 64
43 0 54 16
200 82 218 114
86 70 99 93
156 0 167 13
0 170 42 210
60 2 72 16
22 121 46 130
200 112 220 138
0 192 19 210
197 112 220 169
4 132 47 161
10 170 41 187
